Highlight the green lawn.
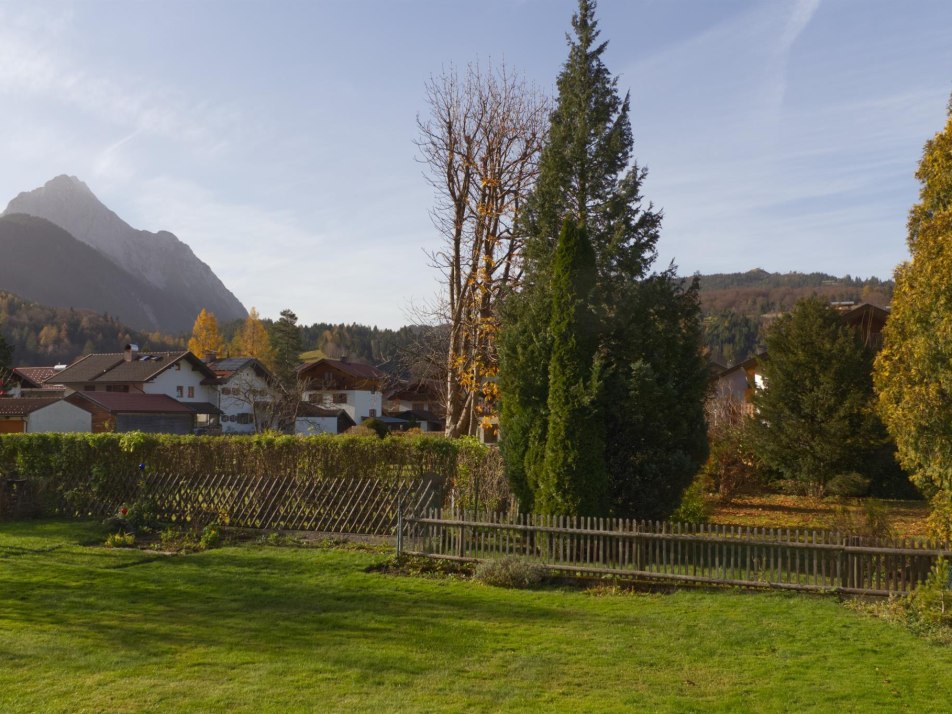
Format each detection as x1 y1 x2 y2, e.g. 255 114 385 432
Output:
1 521 950 713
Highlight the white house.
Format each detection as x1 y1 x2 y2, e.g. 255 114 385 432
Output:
0 397 92 434
297 358 387 423
206 357 276 434
294 403 356 435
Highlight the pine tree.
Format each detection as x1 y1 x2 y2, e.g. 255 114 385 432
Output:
271 309 302 387
232 307 275 369
875 99 952 535
755 297 888 493
537 220 607 515
499 0 708 518
188 309 224 358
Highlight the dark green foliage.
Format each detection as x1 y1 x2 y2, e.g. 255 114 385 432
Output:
601 273 709 519
361 417 389 439
703 310 761 366
537 221 606 515
753 297 904 495
499 0 708 519
271 309 303 386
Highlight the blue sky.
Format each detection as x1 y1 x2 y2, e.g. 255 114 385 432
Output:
0 0 949 328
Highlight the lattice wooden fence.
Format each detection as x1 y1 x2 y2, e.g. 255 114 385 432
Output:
37 471 446 535
401 509 952 596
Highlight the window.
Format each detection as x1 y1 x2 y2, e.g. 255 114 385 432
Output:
369 409 377 418
174 363 181 371
176 386 183 398
187 386 195 399
106 385 129 393
221 387 231 396
334 393 348 404
237 412 253 425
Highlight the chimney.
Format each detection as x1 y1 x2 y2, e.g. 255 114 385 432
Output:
124 344 139 362
204 350 218 364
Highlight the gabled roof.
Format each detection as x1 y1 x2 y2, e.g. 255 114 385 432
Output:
12 366 60 388
69 392 196 414
206 357 274 383
0 397 64 417
386 379 442 401
297 358 387 381
54 351 216 384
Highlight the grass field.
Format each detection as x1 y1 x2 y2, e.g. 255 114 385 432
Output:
1 520 951 713
710 495 931 538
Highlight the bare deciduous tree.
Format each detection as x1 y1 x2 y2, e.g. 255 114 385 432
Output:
417 61 548 437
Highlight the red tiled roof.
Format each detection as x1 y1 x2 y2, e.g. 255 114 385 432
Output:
70 392 196 414
0 397 63 417
12 366 60 388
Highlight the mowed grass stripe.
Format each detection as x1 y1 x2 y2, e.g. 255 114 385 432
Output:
0 520 949 713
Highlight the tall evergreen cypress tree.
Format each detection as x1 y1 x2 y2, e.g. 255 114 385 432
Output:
537 220 606 515
499 0 708 518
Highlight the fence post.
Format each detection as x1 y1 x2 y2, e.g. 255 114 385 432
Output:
396 493 403 559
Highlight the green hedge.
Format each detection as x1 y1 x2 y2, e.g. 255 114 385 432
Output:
0 433 508 513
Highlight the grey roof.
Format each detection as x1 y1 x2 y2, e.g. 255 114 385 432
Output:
55 351 216 384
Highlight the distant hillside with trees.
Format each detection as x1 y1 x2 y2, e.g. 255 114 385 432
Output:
0 290 183 366
697 269 894 366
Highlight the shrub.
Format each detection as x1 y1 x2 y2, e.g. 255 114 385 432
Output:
826 472 871 498
0 432 508 515
475 556 545 588
702 405 763 502
104 532 135 548
905 559 952 629
671 474 711 525
828 499 894 541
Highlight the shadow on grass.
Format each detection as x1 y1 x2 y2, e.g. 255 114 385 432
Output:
0 538 571 679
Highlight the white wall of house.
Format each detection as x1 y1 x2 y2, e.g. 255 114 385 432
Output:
303 389 382 422
145 362 216 403
27 401 92 433
295 416 340 435
218 368 273 434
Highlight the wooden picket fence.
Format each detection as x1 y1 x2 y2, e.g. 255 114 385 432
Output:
28 471 446 535
399 509 952 596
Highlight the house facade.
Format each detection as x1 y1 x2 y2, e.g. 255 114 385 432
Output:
0 397 92 434
297 358 386 423
206 357 276 434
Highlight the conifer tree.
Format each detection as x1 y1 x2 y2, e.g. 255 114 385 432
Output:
875 99 952 535
188 308 224 359
537 220 607 514
271 309 302 387
499 0 708 517
755 297 888 494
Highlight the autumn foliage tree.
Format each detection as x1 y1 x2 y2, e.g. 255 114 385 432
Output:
417 61 549 437
231 307 275 369
188 309 224 359
875 98 952 537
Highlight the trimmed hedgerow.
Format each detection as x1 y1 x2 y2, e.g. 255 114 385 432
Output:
0 433 507 512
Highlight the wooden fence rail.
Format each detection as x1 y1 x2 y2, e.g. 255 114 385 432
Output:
400 509 952 596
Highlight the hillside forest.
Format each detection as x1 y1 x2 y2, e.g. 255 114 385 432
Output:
0 269 892 370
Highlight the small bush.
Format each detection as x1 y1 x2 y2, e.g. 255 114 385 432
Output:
826 472 871 498
104 532 135 548
905 559 952 628
829 499 894 541
475 556 545 589
671 474 711 525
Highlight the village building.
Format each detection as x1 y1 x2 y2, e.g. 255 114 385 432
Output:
297 357 387 423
